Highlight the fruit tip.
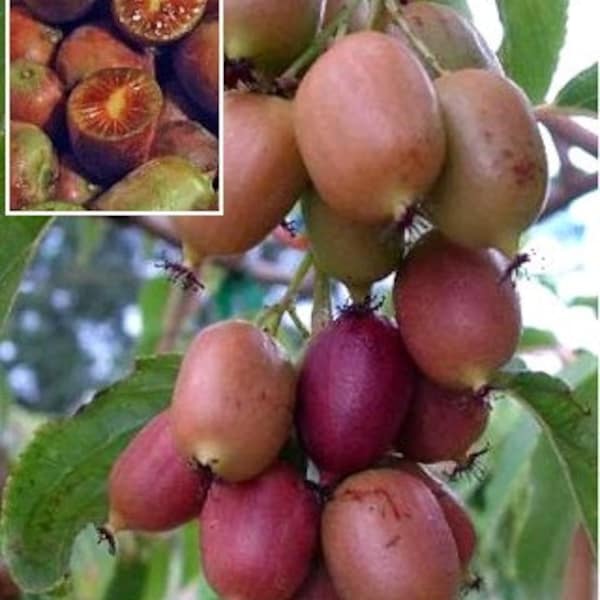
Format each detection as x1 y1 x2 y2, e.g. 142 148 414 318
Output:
96 524 117 556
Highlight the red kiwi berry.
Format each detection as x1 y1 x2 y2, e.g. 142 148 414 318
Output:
173 92 308 268
10 6 63 66
224 0 321 74
99 411 211 554
10 60 65 137
397 461 477 569
302 191 404 301
157 80 198 126
322 468 461 600
394 231 522 391
170 320 297 482
174 17 219 116
10 121 59 210
55 154 102 204
112 0 207 45
21 0 98 24
396 376 491 464
423 69 548 259
297 307 416 482
294 31 446 225
387 2 503 76
56 22 155 90
293 561 341 600
200 462 320 600
67 67 163 183
150 120 218 175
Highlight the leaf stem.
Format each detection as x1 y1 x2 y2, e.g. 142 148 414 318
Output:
384 0 446 77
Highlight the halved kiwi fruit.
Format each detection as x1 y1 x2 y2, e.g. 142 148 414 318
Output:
112 0 207 45
67 67 163 183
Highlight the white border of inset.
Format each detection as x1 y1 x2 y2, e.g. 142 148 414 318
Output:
4 0 224 217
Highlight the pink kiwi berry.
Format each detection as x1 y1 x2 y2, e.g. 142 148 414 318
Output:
200 461 320 600
321 468 461 600
394 231 522 391
101 410 211 550
293 560 341 600
297 307 416 482
396 375 491 463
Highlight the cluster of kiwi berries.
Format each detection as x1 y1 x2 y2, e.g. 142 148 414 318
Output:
9 0 218 212
101 1 549 599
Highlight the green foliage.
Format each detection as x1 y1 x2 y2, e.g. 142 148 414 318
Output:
0 356 180 593
555 64 598 114
0 215 50 332
497 0 568 103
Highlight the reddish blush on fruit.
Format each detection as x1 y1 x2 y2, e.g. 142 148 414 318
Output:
10 6 63 66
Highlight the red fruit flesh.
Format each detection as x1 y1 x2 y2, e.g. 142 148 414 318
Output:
394 231 522 391
21 0 97 23
106 411 211 535
396 376 490 463
10 6 63 66
322 468 461 600
297 310 416 480
56 22 155 89
293 562 341 600
174 18 219 116
10 60 65 137
201 462 320 600
67 67 163 182
113 0 207 45
398 461 477 568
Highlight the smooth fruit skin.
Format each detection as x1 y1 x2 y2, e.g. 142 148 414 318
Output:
396 376 490 463
10 121 58 210
397 460 476 568
297 310 415 479
89 156 216 211
201 462 320 600
173 93 308 266
55 154 102 204
302 191 403 300
106 411 211 534
174 18 219 116
10 7 63 66
170 320 297 482
294 31 446 225
394 231 522 391
388 2 502 76
67 67 163 183
423 69 548 258
21 0 97 23
322 468 461 600
56 22 154 89
151 120 218 175
293 562 341 600
10 60 65 137
224 0 321 74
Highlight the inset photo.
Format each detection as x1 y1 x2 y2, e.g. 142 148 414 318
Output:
7 0 221 214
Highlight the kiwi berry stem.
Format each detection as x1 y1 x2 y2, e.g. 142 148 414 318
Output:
384 0 446 77
288 305 311 338
279 0 363 80
311 269 332 334
368 0 384 29
257 252 314 336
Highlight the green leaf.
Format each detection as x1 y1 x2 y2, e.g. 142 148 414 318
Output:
514 435 576 599
519 327 559 351
497 0 568 103
502 369 597 547
0 214 51 333
0 355 181 593
136 278 172 355
555 64 598 114
568 295 598 316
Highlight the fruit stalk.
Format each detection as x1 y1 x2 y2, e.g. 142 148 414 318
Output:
258 252 314 336
383 0 445 77
311 269 332 335
280 0 363 80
